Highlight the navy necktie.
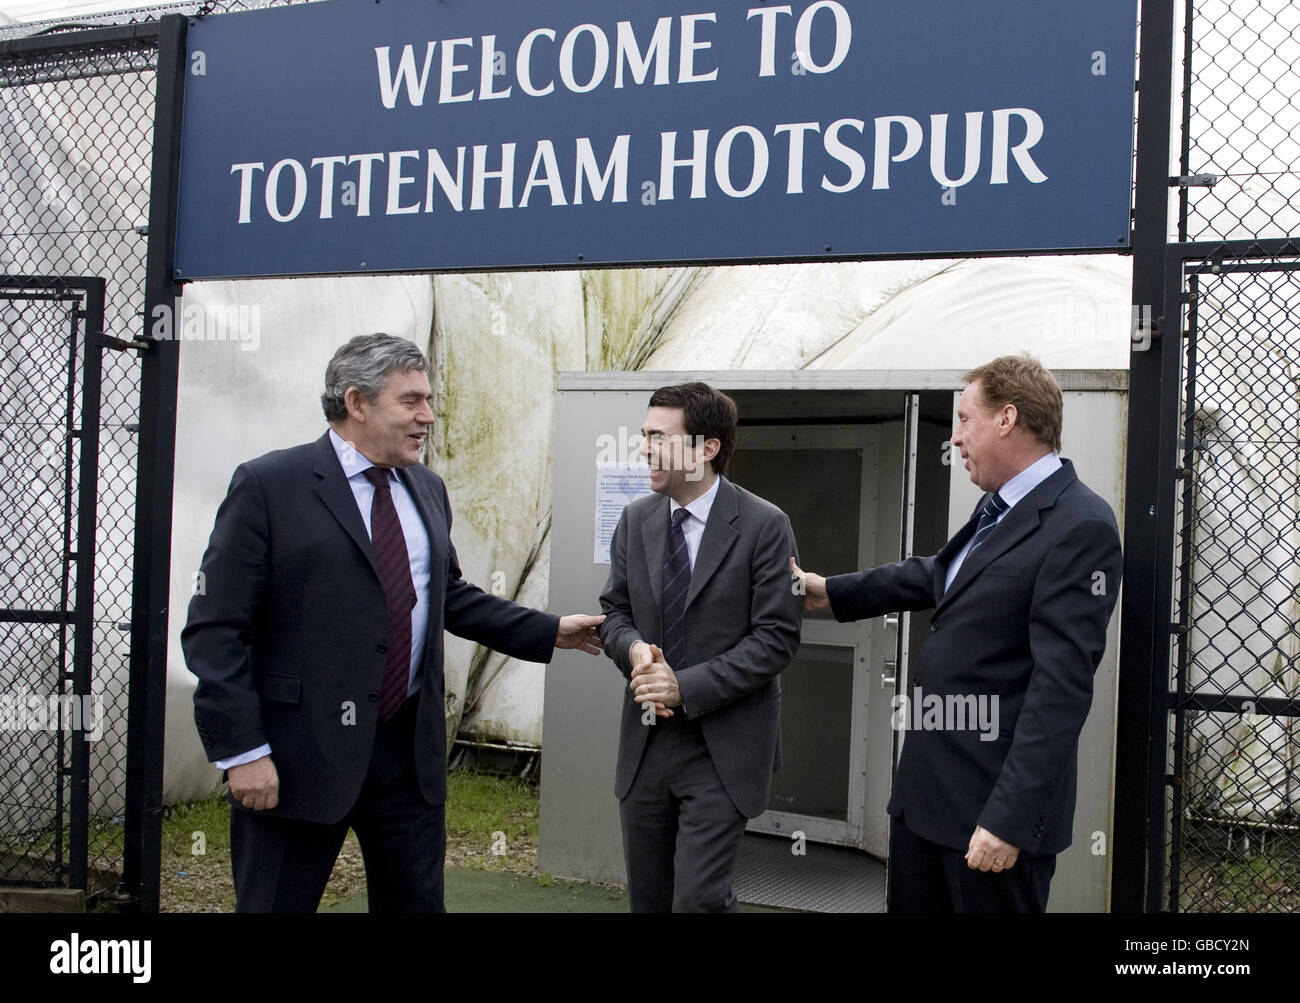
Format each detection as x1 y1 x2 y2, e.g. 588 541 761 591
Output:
966 492 1009 558
661 507 691 670
365 466 415 721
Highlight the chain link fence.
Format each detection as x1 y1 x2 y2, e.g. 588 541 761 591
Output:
0 0 329 908
1 25 158 901
0 277 102 892
1179 0 1300 244
1167 0 1300 912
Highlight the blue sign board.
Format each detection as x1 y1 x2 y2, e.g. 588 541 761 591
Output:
174 0 1139 278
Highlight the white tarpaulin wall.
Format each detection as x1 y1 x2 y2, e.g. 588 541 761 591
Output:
163 257 1134 805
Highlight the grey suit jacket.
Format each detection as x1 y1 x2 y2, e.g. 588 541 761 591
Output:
599 475 802 818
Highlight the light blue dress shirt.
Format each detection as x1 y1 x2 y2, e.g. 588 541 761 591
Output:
943 451 1063 593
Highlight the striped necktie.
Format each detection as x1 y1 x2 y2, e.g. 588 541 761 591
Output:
364 466 415 721
967 492 1009 557
661 507 691 670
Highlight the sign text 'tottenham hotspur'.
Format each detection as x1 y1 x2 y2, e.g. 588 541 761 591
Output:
173 0 1139 277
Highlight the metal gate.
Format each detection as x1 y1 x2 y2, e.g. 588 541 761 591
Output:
0 0 325 913
0 20 164 908
1114 0 1300 912
1165 240 1300 912
0 276 104 894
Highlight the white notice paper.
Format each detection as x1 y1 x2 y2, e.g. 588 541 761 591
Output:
594 463 653 564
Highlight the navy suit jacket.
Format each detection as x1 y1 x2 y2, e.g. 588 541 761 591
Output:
826 459 1121 855
183 432 558 824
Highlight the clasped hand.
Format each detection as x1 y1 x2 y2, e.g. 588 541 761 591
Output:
629 642 680 719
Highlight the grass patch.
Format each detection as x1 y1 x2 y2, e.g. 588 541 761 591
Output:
444 770 539 873
151 768 545 911
160 792 236 913
1178 830 1300 913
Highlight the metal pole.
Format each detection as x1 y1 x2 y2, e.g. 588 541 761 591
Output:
1112 0 1178 913
122 12 187 913
70 277 106 894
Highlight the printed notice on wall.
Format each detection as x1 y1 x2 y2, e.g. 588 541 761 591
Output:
595 463 653 564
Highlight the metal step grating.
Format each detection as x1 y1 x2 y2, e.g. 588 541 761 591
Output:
735 832 886 913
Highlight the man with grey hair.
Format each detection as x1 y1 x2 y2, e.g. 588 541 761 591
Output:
184 332 604 912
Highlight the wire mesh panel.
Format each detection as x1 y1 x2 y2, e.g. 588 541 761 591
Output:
1169 248 1300 912
1179 0 1300 242
1159 0 1300 914
1 33 156 899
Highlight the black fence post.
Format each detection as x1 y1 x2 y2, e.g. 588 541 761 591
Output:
1113 0 1178 913
122 12 187 914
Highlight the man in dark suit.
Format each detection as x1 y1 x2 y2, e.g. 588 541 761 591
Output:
599 382 801 912
183 333 604 912
793 355 1121 912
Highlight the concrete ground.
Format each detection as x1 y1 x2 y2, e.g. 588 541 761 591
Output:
324 868 788 913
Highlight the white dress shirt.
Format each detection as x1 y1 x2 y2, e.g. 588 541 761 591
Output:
625 475 721 662
669 475 721 571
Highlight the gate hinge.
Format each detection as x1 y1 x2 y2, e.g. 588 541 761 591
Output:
1170 621 1190 634
1170 173 1219 188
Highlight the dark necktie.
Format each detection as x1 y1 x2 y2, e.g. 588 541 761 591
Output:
364 466 415 721
966 492 1009 558
661 507 692 670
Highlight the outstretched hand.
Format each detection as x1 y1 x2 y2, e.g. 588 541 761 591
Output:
789 557 830 612
556 613 605 654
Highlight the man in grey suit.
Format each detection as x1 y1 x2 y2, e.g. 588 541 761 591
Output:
599 382 801 912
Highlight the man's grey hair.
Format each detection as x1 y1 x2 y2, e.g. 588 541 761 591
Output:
321 333 428 422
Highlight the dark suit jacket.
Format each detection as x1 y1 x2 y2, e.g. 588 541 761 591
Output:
599 476 802 819
183 432 558 824
826 459 1121 855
